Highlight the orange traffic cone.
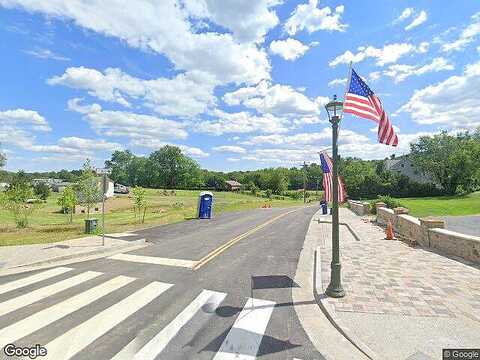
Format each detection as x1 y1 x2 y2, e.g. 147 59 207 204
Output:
385 220 395 240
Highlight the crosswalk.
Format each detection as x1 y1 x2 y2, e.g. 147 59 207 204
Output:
0 267 282 360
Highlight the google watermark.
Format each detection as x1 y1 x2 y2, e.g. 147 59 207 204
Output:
3 344 47 359
443 349 480 360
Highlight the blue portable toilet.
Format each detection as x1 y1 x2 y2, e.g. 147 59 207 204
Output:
197 191 213 219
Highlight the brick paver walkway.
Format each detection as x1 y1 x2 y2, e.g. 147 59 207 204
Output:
319 209 480 321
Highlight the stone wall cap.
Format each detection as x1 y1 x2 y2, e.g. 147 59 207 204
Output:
430 228 480 242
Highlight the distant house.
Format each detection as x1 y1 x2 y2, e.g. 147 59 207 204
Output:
384 156 434 184
52 182 72 192
32 178 63 188
100 177 115 198
225 180 242 191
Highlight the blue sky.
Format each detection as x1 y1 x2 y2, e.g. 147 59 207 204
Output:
0 0 479 172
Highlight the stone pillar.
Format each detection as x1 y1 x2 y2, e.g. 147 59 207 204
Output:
393 207 409 215
420 218 445 247
375 202 386 213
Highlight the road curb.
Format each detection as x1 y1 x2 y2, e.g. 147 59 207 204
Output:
312 218 378 360
0 239 148 277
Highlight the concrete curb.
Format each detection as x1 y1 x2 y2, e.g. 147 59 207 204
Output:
0 239 148 277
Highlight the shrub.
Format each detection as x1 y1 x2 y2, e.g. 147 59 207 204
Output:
265 189 272 199
34 182 50 200
370 195 403 214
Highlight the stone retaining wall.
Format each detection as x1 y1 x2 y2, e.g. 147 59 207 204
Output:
347 200 370 216
376 206 480 264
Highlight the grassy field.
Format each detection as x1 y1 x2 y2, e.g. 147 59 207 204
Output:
0 189 308 246
396 191 480 218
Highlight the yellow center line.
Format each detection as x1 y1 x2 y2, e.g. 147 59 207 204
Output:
192 208 302 270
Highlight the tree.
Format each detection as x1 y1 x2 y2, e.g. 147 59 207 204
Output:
410 131 480 194
34 182 51 200
132 186 147 223
76 160 102 219
1 174 37 228
57 186 77 223
105 150 135 185
268 169 288 195
149 146 203 189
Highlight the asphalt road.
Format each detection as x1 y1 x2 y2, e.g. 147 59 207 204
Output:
0 206 323 360
442 215 480 237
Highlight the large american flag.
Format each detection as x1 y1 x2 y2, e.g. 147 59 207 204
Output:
319 152 346 203
343 69 398 146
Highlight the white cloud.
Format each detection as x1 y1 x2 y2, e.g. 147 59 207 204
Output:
0 108 50 132
395 8 413 23
329 42 428 67
405 10 427 31
242 127 366 146
382 57 454 82
50 67 218 117
0 0 271 85
128 137 209 158
184 0 280 43
328 78 347 87
196 109 289 135
68 99 189 142
212 145 246 154
441 12 480 52
269 38 309 61
284 0 347 35
223 81 327 117
398 60 480 127
23 48 70 61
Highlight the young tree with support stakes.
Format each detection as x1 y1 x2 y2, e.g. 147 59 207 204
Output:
57 185 77 223
76 160 102 220
132 186 147 224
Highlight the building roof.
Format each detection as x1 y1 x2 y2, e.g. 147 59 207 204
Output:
225 180 242 186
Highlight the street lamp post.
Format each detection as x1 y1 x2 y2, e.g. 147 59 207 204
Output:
324 95 346 298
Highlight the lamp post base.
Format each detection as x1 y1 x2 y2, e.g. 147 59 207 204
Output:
325 262 346 298
325 284 346 298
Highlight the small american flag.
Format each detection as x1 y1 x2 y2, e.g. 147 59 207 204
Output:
343 68 398 146
319 152 346 203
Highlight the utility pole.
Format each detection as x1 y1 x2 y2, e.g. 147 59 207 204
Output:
303 161 307 204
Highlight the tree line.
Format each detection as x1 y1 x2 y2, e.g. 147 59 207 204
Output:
1 129 479 201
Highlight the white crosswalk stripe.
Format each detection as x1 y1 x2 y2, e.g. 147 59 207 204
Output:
213 298 276 360
42 281 173 360
0 271 101 317
108 253 197 268
0 275 134 346
111 289 227 360
0 267 72 295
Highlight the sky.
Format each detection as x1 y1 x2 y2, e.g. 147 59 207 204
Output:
0 0 479 172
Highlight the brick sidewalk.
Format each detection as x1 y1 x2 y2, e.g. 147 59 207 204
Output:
315 208 480 359
320 209 480 320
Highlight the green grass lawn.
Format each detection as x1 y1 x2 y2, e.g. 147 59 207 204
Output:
0 189 307 246
396 191 480 218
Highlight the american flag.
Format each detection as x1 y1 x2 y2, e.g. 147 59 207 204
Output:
319 152 346 203
343 68 399 146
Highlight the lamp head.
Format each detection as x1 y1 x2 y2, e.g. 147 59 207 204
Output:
325 94 344 121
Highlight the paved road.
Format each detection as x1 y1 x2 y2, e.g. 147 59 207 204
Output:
442 215 480 237
0 207 323 360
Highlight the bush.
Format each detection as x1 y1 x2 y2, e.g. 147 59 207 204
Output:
265 189 272 199
34 182 50 200
370 195 403 214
